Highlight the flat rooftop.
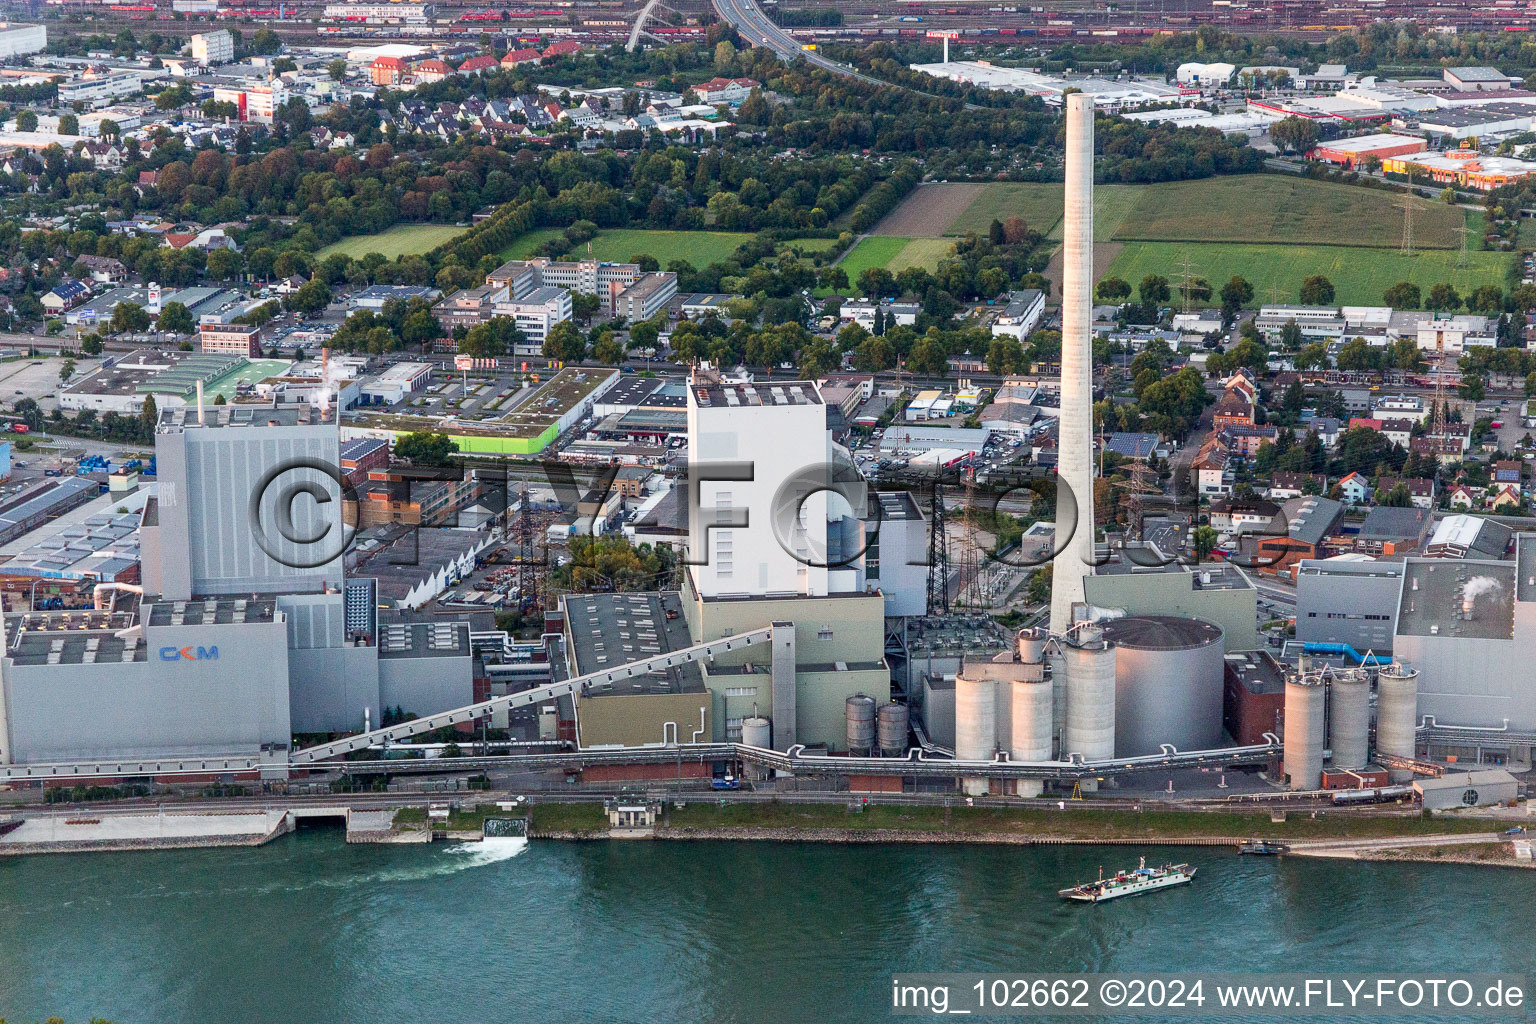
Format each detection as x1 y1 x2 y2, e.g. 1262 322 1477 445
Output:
344 366 615 439
1225 650 1286 696
564 590 704 695
692 379 822 408
376 617 471 660
158 404 333 430
146 597 277 626
1396 559 1516 641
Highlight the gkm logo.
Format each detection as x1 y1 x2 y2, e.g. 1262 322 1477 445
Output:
159 646 219 662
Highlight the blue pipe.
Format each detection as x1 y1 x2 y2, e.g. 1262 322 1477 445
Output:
1301 642 1386 667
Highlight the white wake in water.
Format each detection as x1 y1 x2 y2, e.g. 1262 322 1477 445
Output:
246 837 531 894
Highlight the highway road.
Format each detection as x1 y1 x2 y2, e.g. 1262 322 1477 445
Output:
711 0 887 86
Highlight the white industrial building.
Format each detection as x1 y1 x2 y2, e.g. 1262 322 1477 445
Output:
1175 61 1235 86
0 23 45 59
908 61 1188 110
495 286 572 353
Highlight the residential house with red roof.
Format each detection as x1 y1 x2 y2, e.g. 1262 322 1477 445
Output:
458 54 499 74
696 76 760 104
502 47 542 67
414 59 451 84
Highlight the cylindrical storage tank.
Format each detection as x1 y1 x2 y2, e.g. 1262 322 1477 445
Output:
741 716 772 749
877 702 909 757
1284 677 1326 791
1376 662 1420 783
1063 628 1116 778
1328 670 1370 770
740 716 772 780
1099 615 1224 757
1010 678 1053 798
1017 627 1049 667
845 694 877 756
954 671 997 796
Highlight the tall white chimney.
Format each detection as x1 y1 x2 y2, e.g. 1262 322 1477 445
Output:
195 379 205 425
1050 93 1097 635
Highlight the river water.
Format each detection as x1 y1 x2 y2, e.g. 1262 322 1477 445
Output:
1 829 1532 1023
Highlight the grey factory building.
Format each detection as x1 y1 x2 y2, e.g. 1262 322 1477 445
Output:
1295 558 1403 653
1391 539 1536 761
0 406 478 767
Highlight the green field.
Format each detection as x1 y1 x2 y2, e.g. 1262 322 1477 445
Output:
886 237 955 272
1105 240 1511 308
318 223 469 260
836 235 911 289
499 227 755 268
1110 176 1466 249
946 175 1471 250
946 182 1066 238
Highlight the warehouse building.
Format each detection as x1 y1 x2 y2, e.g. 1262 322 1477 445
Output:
1414 769 1519 809
1310 133 1428 168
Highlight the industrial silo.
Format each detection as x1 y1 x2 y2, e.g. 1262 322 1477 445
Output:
954 670 997 796
741 716 772 749
1376 661 1420 782
845 695 877 756
1048 646 1067 756
1099 615 1224 757
877 702 910 757
1010 678 1053 797
740 716 772 780
1063 627 1116 788
1017 627 1049 666
1283 674 1326 790
1328 669 1371 770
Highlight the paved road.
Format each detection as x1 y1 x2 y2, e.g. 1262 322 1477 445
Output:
1285 831 1505 858
711 0 887 86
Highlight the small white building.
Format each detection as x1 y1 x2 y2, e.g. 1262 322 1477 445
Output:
1176 61 1235 86
990 289 1045 339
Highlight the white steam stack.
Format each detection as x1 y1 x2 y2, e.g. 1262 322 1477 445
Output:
1050 93 1097 635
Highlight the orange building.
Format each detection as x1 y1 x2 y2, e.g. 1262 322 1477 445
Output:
370 55 409 87
1381 150 1536 191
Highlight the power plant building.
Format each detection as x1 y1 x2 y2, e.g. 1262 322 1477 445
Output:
1083 556 1259 652
0 406 477 768
1295 558 1403 653
1391 547 1536 761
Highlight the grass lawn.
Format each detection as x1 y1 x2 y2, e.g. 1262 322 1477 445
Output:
530 802 608 833
666 801 1500 840
499 227 754 268
836 235 911 290
1106 240 1512 308
318 223 469 260
1110 175 1466 249
887 237 955 273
